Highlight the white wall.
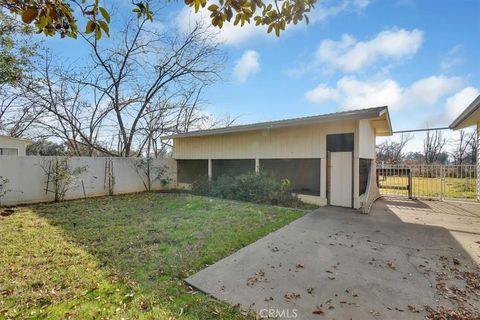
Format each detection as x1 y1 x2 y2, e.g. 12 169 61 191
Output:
358 119 376 159
0 157 177 206
0 136 29 156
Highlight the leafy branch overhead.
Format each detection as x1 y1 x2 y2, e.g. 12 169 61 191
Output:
0 0 316 39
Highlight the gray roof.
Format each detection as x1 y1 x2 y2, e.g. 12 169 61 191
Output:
449 94 480 129
162 106 392 139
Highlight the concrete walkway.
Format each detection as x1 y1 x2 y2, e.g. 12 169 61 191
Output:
186 199 480 319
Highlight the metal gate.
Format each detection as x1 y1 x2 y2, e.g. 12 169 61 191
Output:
377 164 478 201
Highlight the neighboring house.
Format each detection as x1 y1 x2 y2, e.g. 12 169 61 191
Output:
0 135 32 156
162 106 392 212
449 94 480 201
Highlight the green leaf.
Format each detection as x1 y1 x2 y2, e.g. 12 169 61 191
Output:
98 21 109 36
267 23 273 33
208 4 219 11
95 28 102 40
234 14 241 26
99 7 111 23
85 20 96 34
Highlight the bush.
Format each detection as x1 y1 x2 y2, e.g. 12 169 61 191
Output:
191 171 312 208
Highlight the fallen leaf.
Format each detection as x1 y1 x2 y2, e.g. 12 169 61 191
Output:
312 307 324 315
284 292 301 301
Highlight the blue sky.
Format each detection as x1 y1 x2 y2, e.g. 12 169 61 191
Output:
45 0 480 149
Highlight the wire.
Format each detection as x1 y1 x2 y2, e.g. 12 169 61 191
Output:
392 127 449 134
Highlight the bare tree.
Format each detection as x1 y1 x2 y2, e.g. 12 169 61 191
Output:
20 52 115 156
450 129 475 165
135 87 207 157
0 84 42 137
376 134 413 164
423 130 447 164
466 130 477 164
16 13 223 157
74 16 223 157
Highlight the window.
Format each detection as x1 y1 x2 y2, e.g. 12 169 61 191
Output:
0 148 18 156
326 133 354 152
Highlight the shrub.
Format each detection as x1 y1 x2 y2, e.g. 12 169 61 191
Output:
191 171 312 208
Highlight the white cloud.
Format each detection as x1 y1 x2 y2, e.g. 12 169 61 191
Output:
401 75 462 107
305 75 462 111
440 45 463 71
309 0 370 23
444 87 480 122
234 50 260 82
305 85 339 103
315 28 423 72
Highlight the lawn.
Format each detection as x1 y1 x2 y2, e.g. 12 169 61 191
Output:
0 193 308 319
378 176 477 200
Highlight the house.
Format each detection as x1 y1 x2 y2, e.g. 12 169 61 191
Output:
449 94 480 201
162 106 392 212
0 135 31 156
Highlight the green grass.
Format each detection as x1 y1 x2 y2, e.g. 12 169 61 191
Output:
378 176 477 199
0 193 307 319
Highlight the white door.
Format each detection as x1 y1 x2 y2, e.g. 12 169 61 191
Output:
330 152 352 207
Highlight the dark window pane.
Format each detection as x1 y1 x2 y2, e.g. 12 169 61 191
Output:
327 133 354 152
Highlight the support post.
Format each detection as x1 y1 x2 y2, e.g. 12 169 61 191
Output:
440 166 445 201
408 169 413 199
255 158 260 174
208 159 212 181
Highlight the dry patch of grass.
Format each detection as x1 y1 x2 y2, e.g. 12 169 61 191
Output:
0 193 306 319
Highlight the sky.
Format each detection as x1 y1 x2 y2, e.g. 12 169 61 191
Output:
45 0 480 152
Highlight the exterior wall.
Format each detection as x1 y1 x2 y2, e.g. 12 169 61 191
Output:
358 119 376 159
174 120 357 208
173 119 381 209
174 120 356 159
0 156 177 206
0 137 29 156
353 122 360 209
356 119 378 210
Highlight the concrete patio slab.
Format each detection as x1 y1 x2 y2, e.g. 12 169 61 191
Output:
186 199 480 319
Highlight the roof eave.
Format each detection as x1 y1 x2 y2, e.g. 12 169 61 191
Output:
0 135 33 144
449 95 480 130
378 108 393 136
162 106 390 139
